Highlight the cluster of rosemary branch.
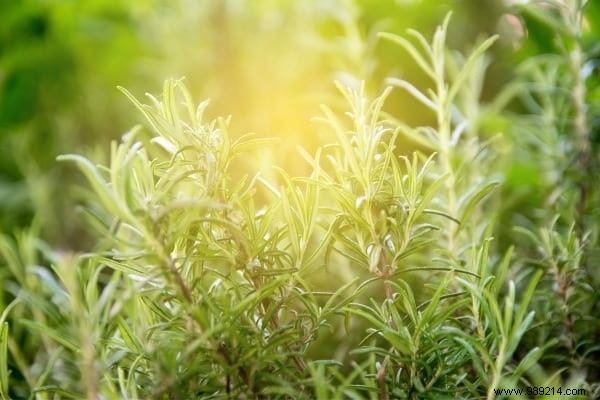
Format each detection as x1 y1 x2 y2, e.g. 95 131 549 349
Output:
1 1 598 399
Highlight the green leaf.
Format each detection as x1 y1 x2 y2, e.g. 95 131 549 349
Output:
323 277 361 314
57 154 134 223
379 32 436 80
509 270 543 344
118 86 171 140
451 335 489 381
0 300 19 329
491 246 513 296
411 169 448 225
387 78 437 111
20 320 79 353
98 256 150 277
448 35 498 103
457 181 499 229
0 322 9 400
382 328 412 355
512 346 542 378
31 386 83 399
118 317 144 354
231 136 279 154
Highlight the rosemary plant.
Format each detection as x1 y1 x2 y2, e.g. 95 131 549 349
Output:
503 0 600 395
0 1 598 399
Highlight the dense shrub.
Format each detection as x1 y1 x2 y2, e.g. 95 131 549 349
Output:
1 1 599 399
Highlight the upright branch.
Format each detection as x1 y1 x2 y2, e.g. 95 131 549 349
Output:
563 2 592 236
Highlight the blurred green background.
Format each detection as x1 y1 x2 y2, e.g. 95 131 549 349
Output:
1 1 600 397
0 0 596 249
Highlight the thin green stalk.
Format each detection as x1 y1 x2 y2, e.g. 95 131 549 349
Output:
487 341 505 400
565 2 592 242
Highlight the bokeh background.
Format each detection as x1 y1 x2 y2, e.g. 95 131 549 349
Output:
2 1 600 397
0 0 597 248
